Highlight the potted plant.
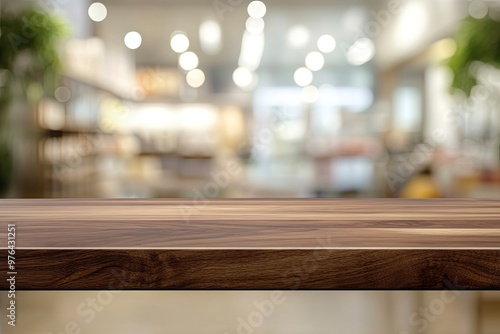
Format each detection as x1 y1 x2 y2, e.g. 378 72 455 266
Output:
447 13 500 171
0 5 66 196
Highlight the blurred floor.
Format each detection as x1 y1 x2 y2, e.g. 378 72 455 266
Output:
2 291 500 334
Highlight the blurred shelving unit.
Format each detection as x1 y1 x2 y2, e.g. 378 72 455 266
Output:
35 62 249 198
36 75 132 197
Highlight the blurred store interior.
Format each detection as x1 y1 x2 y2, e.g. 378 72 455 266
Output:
1 0 500 198
2 291 500 334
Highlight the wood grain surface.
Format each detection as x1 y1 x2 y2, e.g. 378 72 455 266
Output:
3 249 500 289
1 198 500 247
0 199 499 289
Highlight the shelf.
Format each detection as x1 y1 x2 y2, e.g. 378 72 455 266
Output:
137 151 177 157
0 199 499 289
61 74 137 102
41 128 112 136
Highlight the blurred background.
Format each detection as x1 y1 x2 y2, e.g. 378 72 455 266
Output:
1 0 500 198
2 291 500 334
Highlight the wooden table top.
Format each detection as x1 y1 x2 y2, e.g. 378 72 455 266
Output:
1 199 499 289
1 198 499 248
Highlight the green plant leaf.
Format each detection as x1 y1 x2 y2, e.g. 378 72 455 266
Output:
447 16 500 96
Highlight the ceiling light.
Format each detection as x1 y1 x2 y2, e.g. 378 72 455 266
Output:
124 31 142 50
186 69 206 88
170 31 190 53
88 2 107 22
317 34 336 53
294 67 313 87
347 38 375 66
238 30 264 71
199 21 221 55
286 25 309 49
233 67 256 89
245 17 265 35
247 1 267 19
179 51 199 71
305 51 325 71
394 0 428 48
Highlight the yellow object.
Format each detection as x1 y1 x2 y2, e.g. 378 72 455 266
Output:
400 175 441 198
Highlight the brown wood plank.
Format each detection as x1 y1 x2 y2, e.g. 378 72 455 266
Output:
0 199 499 289
0 249 499 289
0 199 499 248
